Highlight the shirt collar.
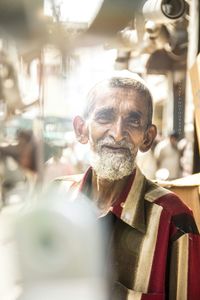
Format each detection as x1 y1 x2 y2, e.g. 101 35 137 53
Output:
78 166 147 234
120 167 147 233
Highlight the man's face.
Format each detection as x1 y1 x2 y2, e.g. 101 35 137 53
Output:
85 87 151 181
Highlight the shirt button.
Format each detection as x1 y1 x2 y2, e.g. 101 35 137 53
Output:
120 202 125 208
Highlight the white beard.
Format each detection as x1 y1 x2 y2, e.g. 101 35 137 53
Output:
90 137 137 181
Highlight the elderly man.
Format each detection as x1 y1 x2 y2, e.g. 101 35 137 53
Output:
56 73 200 299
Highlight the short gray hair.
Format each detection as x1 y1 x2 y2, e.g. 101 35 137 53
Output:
83 76 153 125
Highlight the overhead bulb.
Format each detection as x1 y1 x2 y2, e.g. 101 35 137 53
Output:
161 0 185 19
143 0 186 24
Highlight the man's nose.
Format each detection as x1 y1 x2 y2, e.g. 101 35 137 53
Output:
109 118 126 142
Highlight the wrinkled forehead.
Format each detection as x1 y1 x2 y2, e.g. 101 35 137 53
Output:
95 88 145 107
84 81 149 118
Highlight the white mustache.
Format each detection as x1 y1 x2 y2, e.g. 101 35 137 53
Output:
97 137 133 152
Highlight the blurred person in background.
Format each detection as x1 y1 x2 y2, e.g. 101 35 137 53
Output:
0 129 38 204
154 131 182 180
54 72 200 300
178 133 194 177
0 129 37 172
136 138 158 179
63 138 90 174
44 145 74 182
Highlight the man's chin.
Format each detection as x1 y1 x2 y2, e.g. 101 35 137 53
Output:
94 167 134 181
96 173 129 182
90 152 136 181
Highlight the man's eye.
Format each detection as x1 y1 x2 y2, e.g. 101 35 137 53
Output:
95 113 113 123
96 117 111 123
127 118 141 127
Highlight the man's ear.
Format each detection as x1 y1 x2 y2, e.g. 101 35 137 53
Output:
139 125 157 152
73 116 89 144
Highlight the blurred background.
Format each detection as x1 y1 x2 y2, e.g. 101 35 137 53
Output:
0 0 199 187
0 0 199 299
0 0 199 185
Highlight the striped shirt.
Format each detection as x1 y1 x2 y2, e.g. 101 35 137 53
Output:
55 166 200 300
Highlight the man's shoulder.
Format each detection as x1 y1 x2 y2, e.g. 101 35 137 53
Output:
54 174 84 183
144 179 193 216
52 173 84 191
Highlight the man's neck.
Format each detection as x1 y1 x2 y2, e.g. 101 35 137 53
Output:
91 170 130 214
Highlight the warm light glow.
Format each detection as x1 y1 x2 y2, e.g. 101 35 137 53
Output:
44 0 103 25
42 46 117 118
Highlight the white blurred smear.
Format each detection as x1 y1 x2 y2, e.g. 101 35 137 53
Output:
155 168 170 181
14 186 108 300
42 46 117 118
0 204 24 300
19 279 106 300
44 0 103 25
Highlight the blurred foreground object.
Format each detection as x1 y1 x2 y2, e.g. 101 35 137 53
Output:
15 189 107 300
